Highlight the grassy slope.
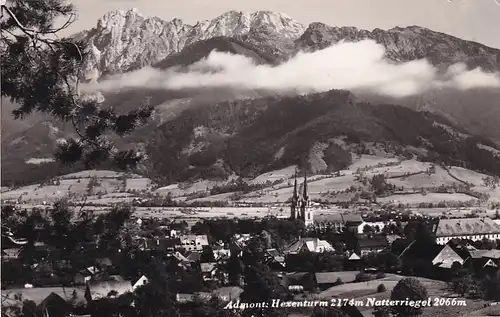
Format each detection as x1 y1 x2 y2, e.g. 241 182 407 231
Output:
4 153 500 219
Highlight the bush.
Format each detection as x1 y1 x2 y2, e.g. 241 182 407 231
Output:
376 272 386 279
333 277 344 286
377 283 387 293
355 272 372 282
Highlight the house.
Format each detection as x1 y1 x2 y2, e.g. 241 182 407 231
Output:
229 234 252 256
433 217 500 245
356 221 392 234
74 266 99 285
36 293 71 317
346 252 362 269
399 241 445 268
185 251 202 262
171 251 194 268
200 262 220 281
180 235 209 252
470 249 500 261
358 236 388 255
132 275 149 290
348 253 361 261
284 238 334 254
2 247 22 260
213 249 231 262
400 241 470 276
471 257 498 272
431 245 465 269
85 275 133 302
313 214 364 230
342 215 364 232
264 249 286 269
385 235 402 245
233 234 252 246
140 237 180 252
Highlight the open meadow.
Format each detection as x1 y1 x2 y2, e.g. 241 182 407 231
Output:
310 273 490 317
3 154 500 220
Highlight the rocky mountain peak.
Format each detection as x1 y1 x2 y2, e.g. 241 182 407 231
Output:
80 9 305 80
296 22 500 69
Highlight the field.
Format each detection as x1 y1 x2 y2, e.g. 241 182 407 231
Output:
3 154 500 218
314 274 444 299
309 274 490 317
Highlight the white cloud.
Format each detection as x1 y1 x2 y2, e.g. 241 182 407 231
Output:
81 39 500 98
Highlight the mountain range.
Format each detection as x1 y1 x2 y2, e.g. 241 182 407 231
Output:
2 9 500 187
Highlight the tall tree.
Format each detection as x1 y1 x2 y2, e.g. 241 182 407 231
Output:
1 0 153 168
310 306 346 317
133 260 180 317
390 277 428 317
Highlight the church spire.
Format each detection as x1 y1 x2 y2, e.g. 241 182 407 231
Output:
302 173 308 201
292 171 299 202
290 171 299 219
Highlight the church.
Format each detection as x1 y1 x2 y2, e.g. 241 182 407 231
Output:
290 173 314 227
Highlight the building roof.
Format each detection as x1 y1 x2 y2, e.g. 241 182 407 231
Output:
284 238 334 254
449 245 472 261
185 251 202 262
470 249 500 259
312 214 364 224
200 262 217 273
432 245 465 268
86 280 132 301
172 251 192 263
37 292 71 312
2 248 21 258
342 215 364 224
214 249 231 261
141 238 180 250
399 241 443 261
474 257 498 268
180 235 209 246
359 236 388 249
385 235 402 244
348 253 361 260
266 248 281 257
132 275 149 290
282 272 309 287
433 218 500 237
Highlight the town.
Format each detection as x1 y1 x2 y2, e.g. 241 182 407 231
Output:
2 0 500 317
3 174 500 317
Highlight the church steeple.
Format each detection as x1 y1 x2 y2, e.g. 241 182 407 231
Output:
290 171 313 226
302 174 308 202
300 172 313 227
290 171 299 219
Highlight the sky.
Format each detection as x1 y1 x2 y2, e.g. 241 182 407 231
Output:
62 0 500 48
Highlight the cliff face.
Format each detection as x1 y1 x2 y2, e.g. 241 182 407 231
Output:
77 9 305 80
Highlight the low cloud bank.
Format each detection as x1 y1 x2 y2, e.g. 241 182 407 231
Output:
82 40 500 98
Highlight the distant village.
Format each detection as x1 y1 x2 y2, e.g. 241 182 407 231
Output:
3 174 500 317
